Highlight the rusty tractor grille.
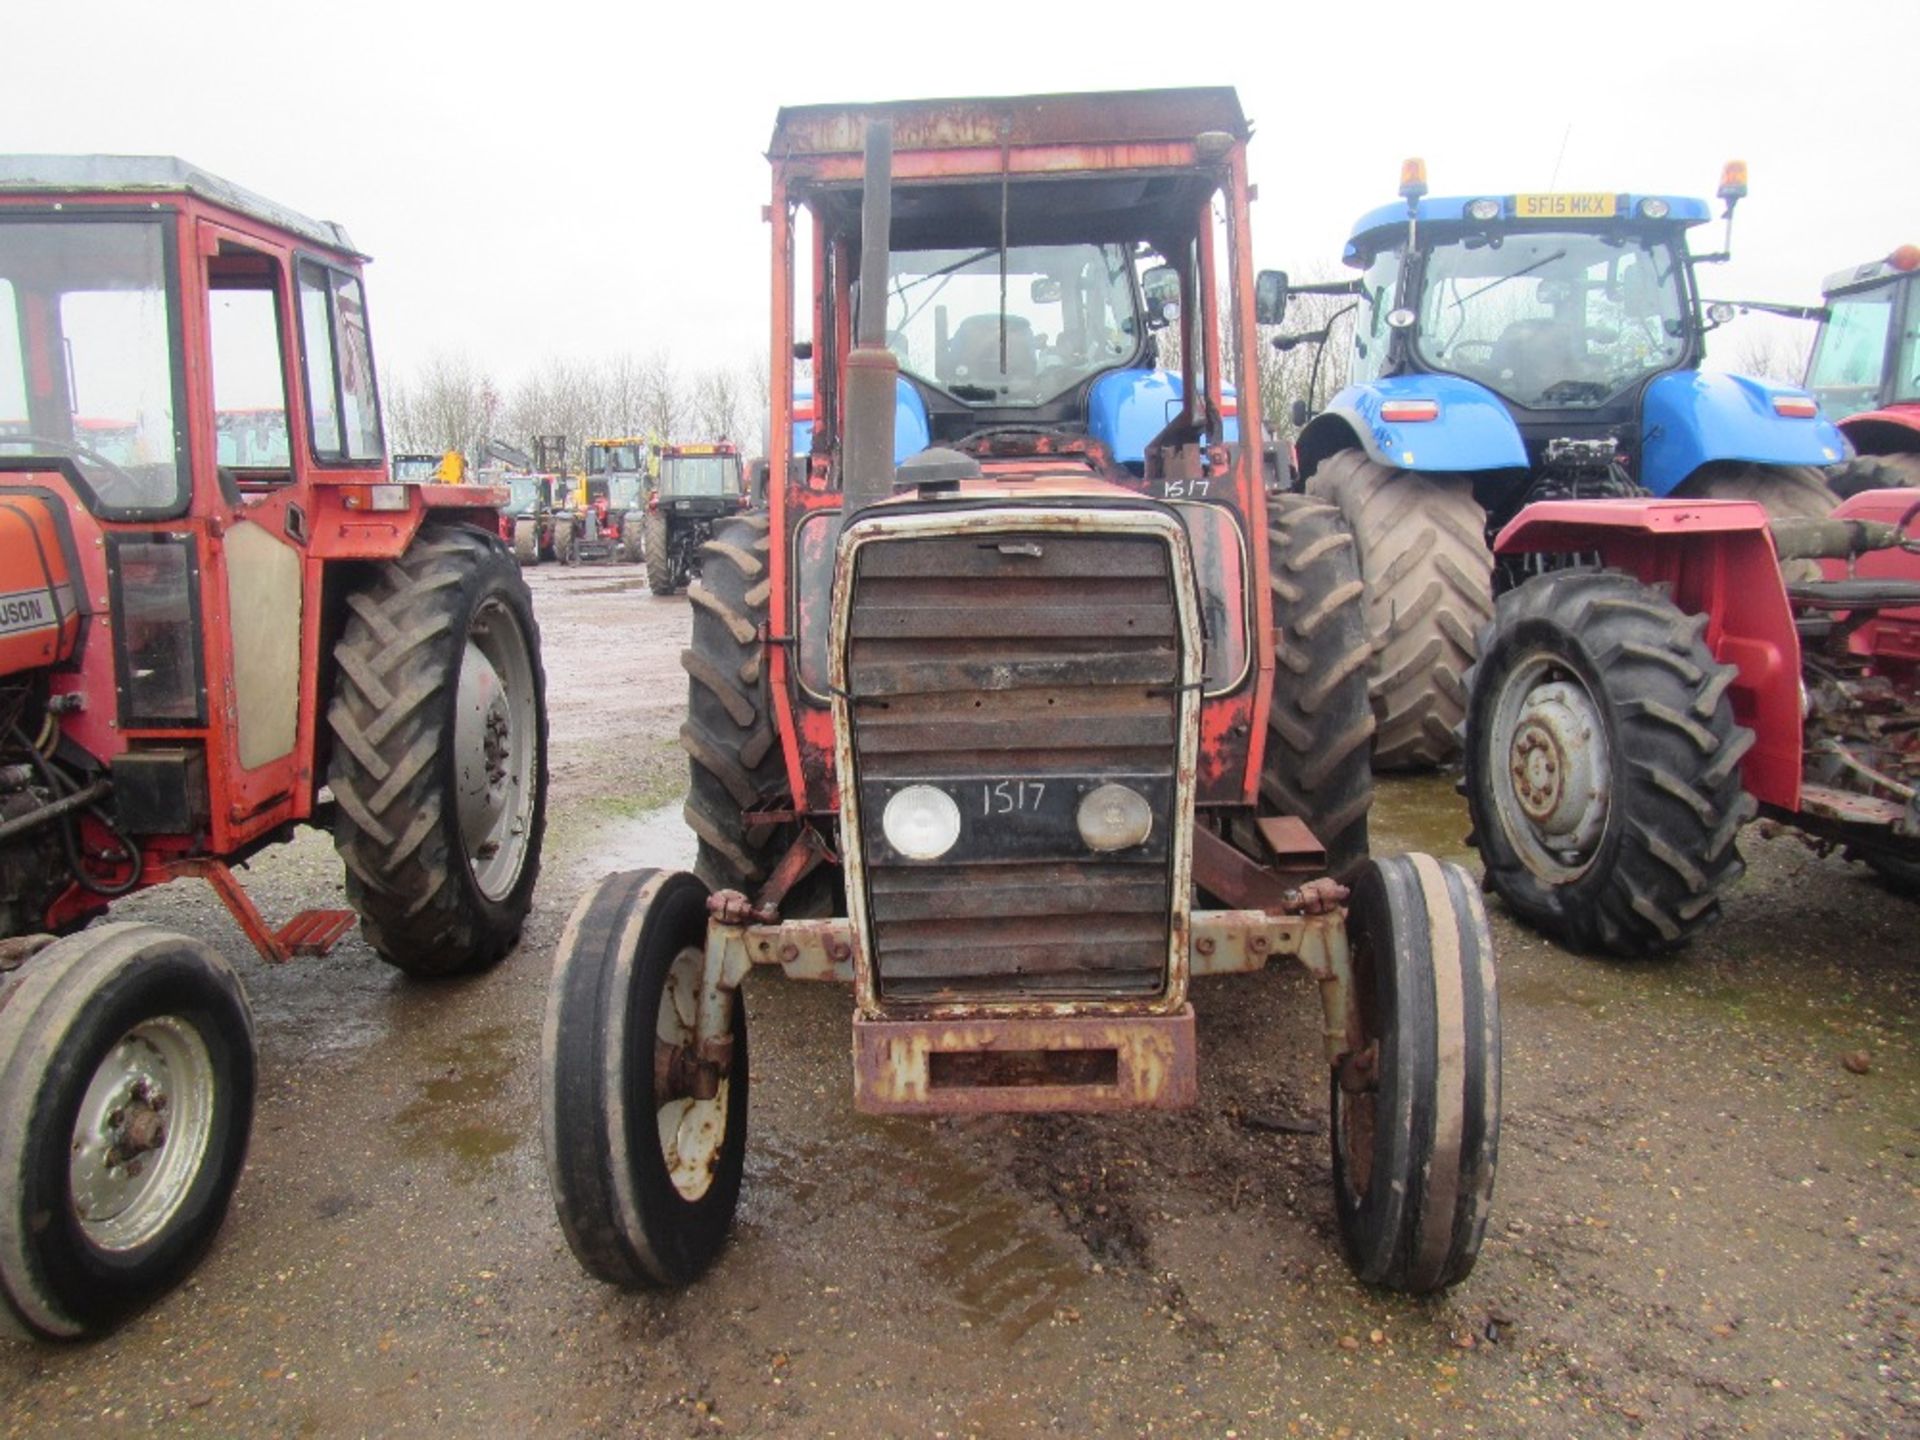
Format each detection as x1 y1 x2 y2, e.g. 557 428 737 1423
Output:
846 529 1183 1005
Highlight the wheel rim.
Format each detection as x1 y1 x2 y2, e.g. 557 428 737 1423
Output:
68 1017 217 1252
1488 652 1612 881
655 944 728 1203
454 594 540 901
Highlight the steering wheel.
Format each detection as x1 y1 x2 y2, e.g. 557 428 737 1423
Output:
1 433 145 495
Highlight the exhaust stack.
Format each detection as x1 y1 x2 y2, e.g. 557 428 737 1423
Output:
843 121 898 512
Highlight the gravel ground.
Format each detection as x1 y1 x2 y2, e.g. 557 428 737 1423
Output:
1 560 1913 1438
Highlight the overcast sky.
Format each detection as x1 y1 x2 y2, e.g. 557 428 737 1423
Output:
7 0 1914 389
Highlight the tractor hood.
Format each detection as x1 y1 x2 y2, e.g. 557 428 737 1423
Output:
0 489 83 676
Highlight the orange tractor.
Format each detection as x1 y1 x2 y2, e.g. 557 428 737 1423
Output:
0 157 548 1337
543 92 1500 1296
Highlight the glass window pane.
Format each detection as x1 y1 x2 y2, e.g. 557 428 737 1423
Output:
298 263 341 456
0 219 184 512
210 287 290 467
331 273 382 460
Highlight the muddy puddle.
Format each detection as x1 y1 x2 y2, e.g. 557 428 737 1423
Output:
1368 770 1475 862
577 802 699 876
393 1023 520 1177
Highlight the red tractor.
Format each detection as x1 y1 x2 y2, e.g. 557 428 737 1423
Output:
542 92 1501 1297
0 157 549 1337
1805 244 1920 496
1463 491 1920 954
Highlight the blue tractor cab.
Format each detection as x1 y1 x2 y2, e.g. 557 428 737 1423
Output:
1285 160 1846 767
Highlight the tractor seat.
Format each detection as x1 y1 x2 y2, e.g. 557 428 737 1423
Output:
1785 577 1920 611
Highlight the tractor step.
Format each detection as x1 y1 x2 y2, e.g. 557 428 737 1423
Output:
274 909 357 957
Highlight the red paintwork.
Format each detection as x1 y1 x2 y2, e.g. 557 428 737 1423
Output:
1824 490 1920 663
1837 402 1920 455
0 493 80 675
1494 499 1803 810
763 93 1272 820
0 179 501 945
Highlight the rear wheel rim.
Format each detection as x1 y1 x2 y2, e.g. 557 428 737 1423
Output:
1488 651 1612 882
69 1017 217 1252
454 595 540 900
655 944 727 1203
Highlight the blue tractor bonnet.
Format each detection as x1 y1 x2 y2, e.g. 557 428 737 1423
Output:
1342 194 1713 265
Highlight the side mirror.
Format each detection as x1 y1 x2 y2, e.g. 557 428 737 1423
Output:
1290 398 1308 429
1029 276 1063 304
792 339 814 361
1141 264 1181 328
1255 269 1290 326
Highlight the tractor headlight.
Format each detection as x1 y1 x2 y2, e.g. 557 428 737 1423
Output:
1076 783 1153 852
1638 197 1671 220
1466 198 1501 222
881 785 962 860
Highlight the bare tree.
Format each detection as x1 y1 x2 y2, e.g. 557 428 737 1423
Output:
505 358 606 460
638 349 685 444
693 366 746 443
1722 324 1811 385
746 351 771 455
384 351 500 462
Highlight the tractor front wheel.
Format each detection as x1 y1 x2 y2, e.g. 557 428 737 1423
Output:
328 524 548 977
645 512 674 595
542 869 748 1288
1463 570 1755 956
621 511 645 564
0 924 254 1339
1307 452 1493 769
552 516 577 567
512 518 539 566
1333 854 1499 1294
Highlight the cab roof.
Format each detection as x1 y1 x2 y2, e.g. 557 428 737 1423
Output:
0 155 361 258
1344 193 1712 264
1821 250 1919 297
770 88 1248 156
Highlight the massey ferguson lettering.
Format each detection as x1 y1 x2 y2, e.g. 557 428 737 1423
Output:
0 589 54 636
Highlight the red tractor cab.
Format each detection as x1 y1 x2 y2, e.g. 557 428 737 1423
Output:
0 157 548 1337
1806 243 1920 496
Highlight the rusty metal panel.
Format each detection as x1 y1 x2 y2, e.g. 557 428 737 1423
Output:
1254 814 1328 870
827 506 1204 1022
851 1008 1197 1114
770 89 1248 159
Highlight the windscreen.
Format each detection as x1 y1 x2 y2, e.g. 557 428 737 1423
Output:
0 218 184 513
507 476 543 512
659 455 737 497
1415 230 1689 409
882 243 1143 407
587 443 644 474
1807 285 1896 418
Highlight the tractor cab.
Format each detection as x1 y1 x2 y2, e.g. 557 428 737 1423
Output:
653 441 743 511
583 435 649 512
1804 245 1920 493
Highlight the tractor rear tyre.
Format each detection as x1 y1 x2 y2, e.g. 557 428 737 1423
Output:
553 516 577 567
645 512 674 595
620 511 645 564
513 519 539 566
1333 854 1499 1294
1255 494 1374 876
542 869 747 1288
1307 451 1493 770
1827 453 1920 500
1673 462 1840 582
0 924 254 1340
328 524 548 977
1463 570 1755 956
679 513 803 897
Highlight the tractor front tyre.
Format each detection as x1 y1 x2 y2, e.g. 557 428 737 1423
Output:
680 514 793 895
1673 462 1840 582
553 517 577 567
328 524 549 978
645 512 675 595
0 924 254 1340
1827 453 1920 500
621 512 645 564
1308 452 1493 770
1333 855 1499 1294
1462 570 1755 956
542 869 747 1288
512 519 540 566
1257 494 1374 876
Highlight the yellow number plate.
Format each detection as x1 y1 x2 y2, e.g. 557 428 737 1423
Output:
1513 192 1617 219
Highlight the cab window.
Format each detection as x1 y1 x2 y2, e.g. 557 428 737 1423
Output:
209 252 291 476
1350 248 1399 384
296 258 382 463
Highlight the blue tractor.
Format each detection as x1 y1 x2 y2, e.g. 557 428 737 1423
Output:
1283 161 1847 768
